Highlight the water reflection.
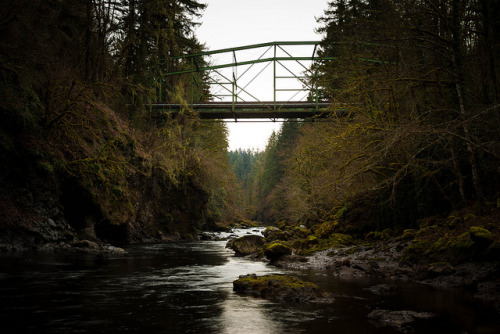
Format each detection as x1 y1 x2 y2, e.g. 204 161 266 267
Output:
220 296 284 334
0 228 499 333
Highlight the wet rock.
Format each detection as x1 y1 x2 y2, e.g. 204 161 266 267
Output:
352 262 373 273
72 240 100 249
368 284 396 295
103 245 126 254
198 232 215 241
233 274 334 303
340 258 351 267
368 309 435 330
226 235 264 256
427 262 455 276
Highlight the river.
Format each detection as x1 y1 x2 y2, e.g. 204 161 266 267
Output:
0 228 498 333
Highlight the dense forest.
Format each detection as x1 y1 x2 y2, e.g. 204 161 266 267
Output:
230 0 500 231
227 0 500 267
1 0 499 256
0 0 239 249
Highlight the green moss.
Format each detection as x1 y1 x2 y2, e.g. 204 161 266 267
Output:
263 227 286 242
396 229 416 241
264 242 292 260
334 202 350 219
402 232 475 264
290 226 310 239
314 221 338 238
235 275 318 290
276 220 290 230
233 275 325 302
401 239 434 263
298 233 353 256
469 226 494 244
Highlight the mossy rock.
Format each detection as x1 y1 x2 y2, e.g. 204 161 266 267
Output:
290 236 319 252
286 226 310 239
233 274 334 303
400 239 434 263
396 229 416 241
314 221 338 238
226 235 265 256
469 226 494 246
427 262 455 276
382 228 392 238
276 220 290 230
264 242 292 261
402 232 475 264
263 227 287 242
297 233 353 256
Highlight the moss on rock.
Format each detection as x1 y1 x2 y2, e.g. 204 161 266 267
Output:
396 229 417 241
233 274 333 303
226 235 265 256
314 221 338 238
264 242 292 260
263 227 287 242
469 226 494 246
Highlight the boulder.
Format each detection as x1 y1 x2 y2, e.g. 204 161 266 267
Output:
72 240 100 249
368 309 435 329
368 284 396 295
427 262 455 276
263 242 292 261
262 227 286 242
233 274 334 303
226 235 264 256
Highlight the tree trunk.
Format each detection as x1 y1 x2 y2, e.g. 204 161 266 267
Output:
451 0 483 202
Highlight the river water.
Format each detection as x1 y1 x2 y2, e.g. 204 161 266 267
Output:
0 228 499 333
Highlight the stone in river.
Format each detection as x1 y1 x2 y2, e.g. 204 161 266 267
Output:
233 274 334 303
225 235 264 256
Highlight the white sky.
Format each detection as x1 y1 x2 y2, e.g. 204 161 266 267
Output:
195 0 328 151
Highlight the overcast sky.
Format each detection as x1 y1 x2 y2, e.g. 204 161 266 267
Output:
195 0 328 151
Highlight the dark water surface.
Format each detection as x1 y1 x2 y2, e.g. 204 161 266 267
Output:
1 228 499 333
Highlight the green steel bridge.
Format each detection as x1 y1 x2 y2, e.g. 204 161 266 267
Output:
150 41 335 121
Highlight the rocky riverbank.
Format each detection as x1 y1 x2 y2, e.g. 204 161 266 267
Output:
223 211 500 315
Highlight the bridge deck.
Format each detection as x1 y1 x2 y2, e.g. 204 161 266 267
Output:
150 101 332 119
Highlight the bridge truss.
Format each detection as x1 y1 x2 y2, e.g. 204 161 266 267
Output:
151 41 335 121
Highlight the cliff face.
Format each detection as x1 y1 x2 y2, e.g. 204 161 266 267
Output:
0 106 217 251
0 60 230 251
0 0 239 251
